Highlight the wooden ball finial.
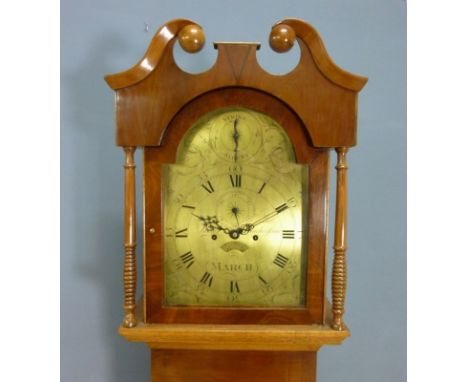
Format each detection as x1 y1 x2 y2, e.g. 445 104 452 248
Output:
269 24 296 53
178 24 205 53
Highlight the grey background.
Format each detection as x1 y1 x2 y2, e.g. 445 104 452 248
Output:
61 0 406 381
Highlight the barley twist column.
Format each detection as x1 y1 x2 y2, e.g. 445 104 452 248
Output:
123 146 137 328
332 147 349 330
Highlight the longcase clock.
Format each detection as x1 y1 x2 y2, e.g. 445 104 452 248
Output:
104 18 367 382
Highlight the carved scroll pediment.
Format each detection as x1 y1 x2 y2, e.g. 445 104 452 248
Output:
105 18 367 148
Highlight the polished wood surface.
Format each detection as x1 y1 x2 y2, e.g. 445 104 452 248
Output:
143 88 329 324
332 148 348 330
123 147 137 327
105 18 367 148
151 350 316 382
277 19 367 91
177 24 205 53
104 19 196 90
104 17 367 382
124 324 348 351
269 24 296 53
119 301 348 351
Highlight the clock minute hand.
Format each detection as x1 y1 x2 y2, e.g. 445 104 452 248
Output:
250 210 278 227
241 198 297 233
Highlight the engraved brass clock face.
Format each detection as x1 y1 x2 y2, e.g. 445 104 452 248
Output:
163 107 308 307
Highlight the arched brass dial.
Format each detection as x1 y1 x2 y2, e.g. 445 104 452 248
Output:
163 107 308 307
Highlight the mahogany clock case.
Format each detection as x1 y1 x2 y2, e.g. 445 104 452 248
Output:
61 0 405 379
104 18 367 330
105 19 367 330
144 88 330 324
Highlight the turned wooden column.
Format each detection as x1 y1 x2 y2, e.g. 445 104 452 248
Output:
123 146 137 328
332 147 349 330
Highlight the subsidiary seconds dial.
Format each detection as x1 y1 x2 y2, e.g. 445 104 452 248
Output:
209 110 263 162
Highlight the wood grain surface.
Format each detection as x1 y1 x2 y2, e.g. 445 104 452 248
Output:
119 299 349 351
332 148 349 330
105 18 367 148
103 17 367 382
143 88 329 324
122 147 137 327
151 350 317 382
120 323 348 352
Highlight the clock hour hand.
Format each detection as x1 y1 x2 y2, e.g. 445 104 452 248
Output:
240 198 296 233
192 213 230 234
191 213 246 240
